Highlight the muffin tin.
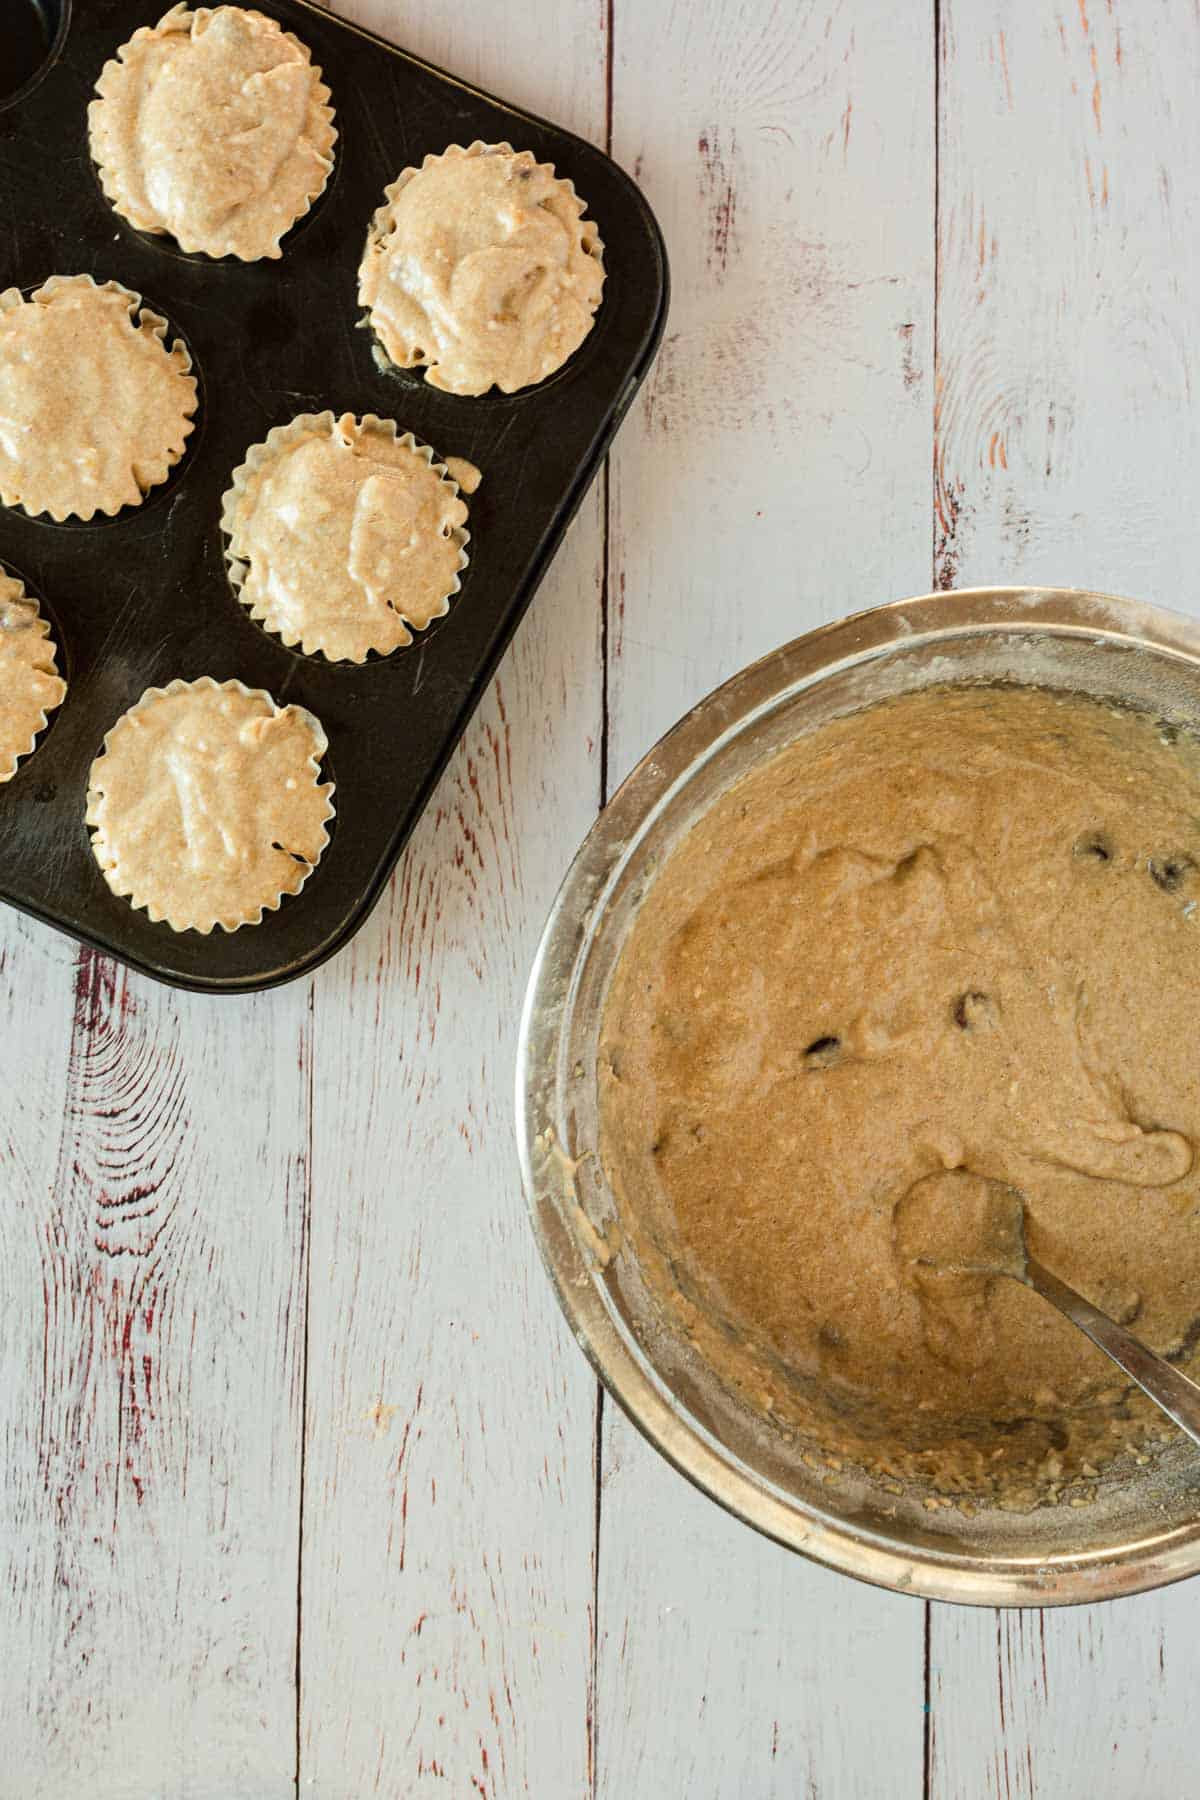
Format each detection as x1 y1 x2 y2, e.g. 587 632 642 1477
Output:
0 0 668 991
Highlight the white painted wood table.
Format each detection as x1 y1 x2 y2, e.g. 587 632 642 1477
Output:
2 1 1198 1794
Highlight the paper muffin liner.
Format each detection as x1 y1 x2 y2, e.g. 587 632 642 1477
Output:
357 139 606 394
0 274 197 522
220 410 473 662
89 4 337 261
85 676 335 934
0 572 67 783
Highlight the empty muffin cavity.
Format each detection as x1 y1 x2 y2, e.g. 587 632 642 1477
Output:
1 0 66 107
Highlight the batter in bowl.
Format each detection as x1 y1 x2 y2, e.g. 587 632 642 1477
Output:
599 685 1200 1504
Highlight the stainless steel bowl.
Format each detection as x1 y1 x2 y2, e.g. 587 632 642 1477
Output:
516 588 1200 1606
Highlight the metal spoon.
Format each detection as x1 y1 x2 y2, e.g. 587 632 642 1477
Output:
1015 1234 1200 1451
902 1172 1200 1452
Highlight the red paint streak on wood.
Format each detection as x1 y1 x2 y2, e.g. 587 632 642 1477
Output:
995 1612 1007 1733
1077 0 1091 34
933 443 967 591
897 322 921 391
1091 43 1102 128
697 128 737 275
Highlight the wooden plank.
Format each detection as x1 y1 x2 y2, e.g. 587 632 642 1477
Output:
597 1 935 1792
929 1587 1199 1800
299 5 607 1793
0 919 77 1787
605 0 938 790
934 0 1200 603
930 3 1200 1794
0 929 311 1798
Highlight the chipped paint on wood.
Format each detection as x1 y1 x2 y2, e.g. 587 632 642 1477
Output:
297 4 606 1794
0 933 310 1796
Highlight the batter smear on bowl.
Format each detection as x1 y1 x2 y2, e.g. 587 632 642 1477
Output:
599 685 1200 1505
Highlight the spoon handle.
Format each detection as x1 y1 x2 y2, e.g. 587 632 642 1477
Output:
1025 1256 1200 1452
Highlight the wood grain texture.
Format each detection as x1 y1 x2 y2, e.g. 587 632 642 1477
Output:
934 0 1200 600
605 0 937 789
299 6 606 1794
0 929 311 1799
930 4 1200 1796
596 2 934 1793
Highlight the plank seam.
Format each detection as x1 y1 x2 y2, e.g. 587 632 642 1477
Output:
294 980 315 1796
932 0 943 595
593 2 615 1793
926 0 940 1784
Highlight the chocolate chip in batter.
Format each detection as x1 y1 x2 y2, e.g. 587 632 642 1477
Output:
1148 852 1196 894
954 991 998 1030
803 1035 842 1069
1073 830 1114 864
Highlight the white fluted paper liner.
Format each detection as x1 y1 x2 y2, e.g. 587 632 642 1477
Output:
89 4 337 261
221 411 473 663
358 140 605 395
85 677 335 934
0 274 197 522
0 572 67 782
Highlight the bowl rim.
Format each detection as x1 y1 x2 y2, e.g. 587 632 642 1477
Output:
516 585 1200 1607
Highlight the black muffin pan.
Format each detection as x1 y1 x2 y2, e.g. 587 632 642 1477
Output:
0 0 667 991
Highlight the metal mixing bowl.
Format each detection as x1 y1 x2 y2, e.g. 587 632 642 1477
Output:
516 588 1200 1606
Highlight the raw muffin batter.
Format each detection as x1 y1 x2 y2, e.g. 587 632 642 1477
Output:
222 411 471 661
599 685 1200 1502
0 573 66 781
0 276 197 522
358 141 605 395
89 5 336 261
86 678 334 934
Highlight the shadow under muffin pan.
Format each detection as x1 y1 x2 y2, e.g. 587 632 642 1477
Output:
0 0 668 992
